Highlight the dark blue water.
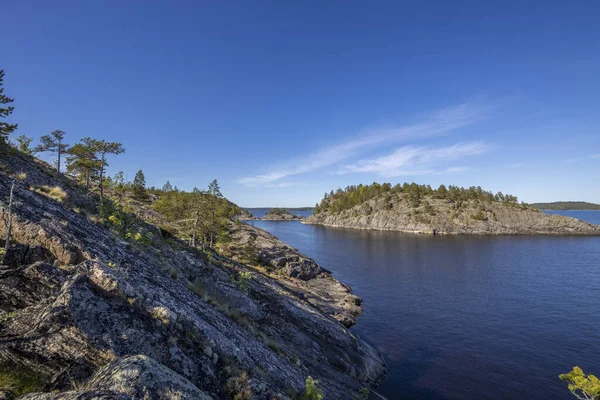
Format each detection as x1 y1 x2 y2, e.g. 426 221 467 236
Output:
543 210 600 225
252 211 600 400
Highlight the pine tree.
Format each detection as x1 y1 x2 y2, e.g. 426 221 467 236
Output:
0 70 18 145
208 179 222 198
206 179 224 247
90 139 125 201
132 169 148 201
15 135 34 155
66 138 100 188
111 172 127 201
35 130 69 173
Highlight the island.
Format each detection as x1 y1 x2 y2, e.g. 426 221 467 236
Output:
304 182 600 235
261 208 304 220
237 208 260 220
529 201 600 210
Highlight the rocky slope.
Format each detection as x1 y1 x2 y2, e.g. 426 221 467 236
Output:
305 195 600 235
0 153 386 399
221 223 362 328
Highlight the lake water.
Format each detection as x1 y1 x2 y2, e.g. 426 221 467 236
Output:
251 210 600 399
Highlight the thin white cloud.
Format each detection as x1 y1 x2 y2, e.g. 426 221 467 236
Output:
338 142 486 177
566 154 600 163
237 103 487 186
508 163 525 168
442 166 469 173
263 182 307 188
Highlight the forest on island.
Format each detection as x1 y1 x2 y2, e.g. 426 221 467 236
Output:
314 182 521 215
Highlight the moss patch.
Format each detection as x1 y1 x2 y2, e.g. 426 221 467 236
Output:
0 363 44 397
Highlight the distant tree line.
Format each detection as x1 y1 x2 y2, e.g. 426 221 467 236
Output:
265 207 287 216
153 179 240 248
314 182 521 215
530 202 600 211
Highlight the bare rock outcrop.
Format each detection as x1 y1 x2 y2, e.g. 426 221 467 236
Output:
19 355 213 400
0 154 386 399
224 223 363 327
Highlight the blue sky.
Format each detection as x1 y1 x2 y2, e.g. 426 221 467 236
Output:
3 1 599 207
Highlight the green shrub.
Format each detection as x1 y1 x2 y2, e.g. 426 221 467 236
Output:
559 366 600 400
225 371 252 400
470 210 487 221
125 228 152 246
232 271 252 292
243 235 260 264
353 387 370 400
421 200 436 215
302 376 323 400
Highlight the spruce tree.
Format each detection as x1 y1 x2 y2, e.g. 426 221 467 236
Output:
0 70 18 145
133 169 148 201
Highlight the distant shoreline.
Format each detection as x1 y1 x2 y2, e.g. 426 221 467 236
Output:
542 209 600 211
531 201 600 211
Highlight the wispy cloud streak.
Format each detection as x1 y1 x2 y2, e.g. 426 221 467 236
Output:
237 103 486 186
566 153 600 163
338 142 486 177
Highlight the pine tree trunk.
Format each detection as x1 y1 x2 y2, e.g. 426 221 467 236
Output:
4 180 15 257
57 148 61 173
210 208 215 248
99 154 105 202
192 211 200 247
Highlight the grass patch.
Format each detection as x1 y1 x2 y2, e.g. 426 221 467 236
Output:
0 310 19 323
34 185 68 203
0 364 44 397
225 370 253 400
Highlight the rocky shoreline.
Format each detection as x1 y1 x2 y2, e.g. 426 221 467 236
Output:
305 197 600 235
223 223 363 328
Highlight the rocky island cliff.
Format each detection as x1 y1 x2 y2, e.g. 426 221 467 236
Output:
260 209 303 221
304 182 600 235
239 209 303 221
0 152 386 399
